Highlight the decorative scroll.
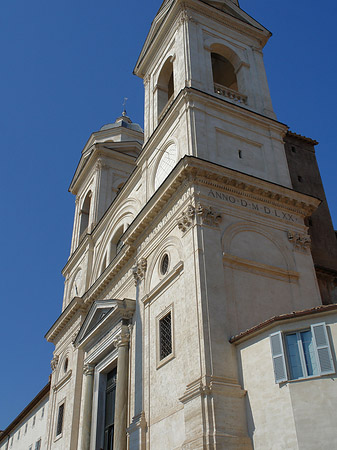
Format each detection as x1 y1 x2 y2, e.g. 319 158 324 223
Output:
196 203 222 227
51 355 59 372
83 364 95 376
287 231 311 251
133 258 147 285
177 204 195 232
113 328 131 348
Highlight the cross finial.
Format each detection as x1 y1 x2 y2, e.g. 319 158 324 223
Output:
122 97 128 116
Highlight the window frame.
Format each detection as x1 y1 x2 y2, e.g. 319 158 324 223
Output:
157 305 175 368
270 322 335 383
54 399 66 441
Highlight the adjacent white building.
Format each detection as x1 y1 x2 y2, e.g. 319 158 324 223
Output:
2 0 337 449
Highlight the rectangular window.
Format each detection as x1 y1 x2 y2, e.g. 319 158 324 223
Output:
270 322 335 383
159 311 172 360
35 439 41 450
56 403 65 437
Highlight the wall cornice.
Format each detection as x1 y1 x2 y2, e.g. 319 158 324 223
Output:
48 155 320 342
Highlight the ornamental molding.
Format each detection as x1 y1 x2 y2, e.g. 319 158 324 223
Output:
177 204 195 232
179 376 246 404
287 231 311 251
133 258 147 285
195 170 318 217
51 355 59 372
196 202 222 227
83 364 95 376
143 75 150 86
49 157 319 343
113 328 131 348
179 8 196 25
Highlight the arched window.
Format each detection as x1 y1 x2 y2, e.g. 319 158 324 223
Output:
157 58 174 118
79 191 92 237
211 52 238 91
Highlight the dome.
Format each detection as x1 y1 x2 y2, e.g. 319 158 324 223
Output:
100 112 143 133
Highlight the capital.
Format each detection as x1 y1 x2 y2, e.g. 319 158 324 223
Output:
113 329 130 348
83 364 95 376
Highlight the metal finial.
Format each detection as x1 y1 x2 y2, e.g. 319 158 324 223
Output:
122 97 128 116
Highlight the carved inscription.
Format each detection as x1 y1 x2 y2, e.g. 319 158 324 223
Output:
208 189 298 223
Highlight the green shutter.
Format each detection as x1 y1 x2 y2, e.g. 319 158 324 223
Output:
311 323 335 376
270 332 288 383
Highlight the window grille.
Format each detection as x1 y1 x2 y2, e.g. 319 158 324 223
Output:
160 254 169 275
56 403 65 436
159 312 172 360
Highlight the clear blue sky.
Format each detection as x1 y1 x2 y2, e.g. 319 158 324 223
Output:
1 0 336 428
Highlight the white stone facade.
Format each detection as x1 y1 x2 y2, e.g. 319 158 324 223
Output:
2 1 337 449
0 386 49 450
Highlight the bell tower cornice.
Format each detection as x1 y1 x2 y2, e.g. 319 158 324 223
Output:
134 0 270 78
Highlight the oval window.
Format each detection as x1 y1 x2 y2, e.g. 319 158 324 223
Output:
160 254 169 275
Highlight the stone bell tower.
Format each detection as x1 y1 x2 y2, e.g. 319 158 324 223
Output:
45 1 329 450
130 0 322 448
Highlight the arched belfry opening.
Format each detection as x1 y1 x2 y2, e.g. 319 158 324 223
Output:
156 57 174 118
211 52 238 92
79 191 92 237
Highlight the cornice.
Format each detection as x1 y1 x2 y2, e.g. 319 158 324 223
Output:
230 304 337 344
45 296 86 343
69 141 141 194
138 87 288 168
51 156 320 342
135 0 270 76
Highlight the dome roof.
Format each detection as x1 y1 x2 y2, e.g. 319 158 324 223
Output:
100 112 143 133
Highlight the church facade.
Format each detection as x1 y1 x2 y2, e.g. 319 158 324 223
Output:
2 0 337 449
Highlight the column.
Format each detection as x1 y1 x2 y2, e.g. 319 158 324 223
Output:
79 364 95 450
113 327 130 450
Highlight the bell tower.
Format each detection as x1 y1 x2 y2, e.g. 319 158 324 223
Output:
134 0 292 201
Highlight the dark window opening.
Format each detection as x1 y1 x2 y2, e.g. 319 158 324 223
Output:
211 52 238 91
159 312 172 360
104 368 117 450
79 191 92 237
238 150 243 159
298 175 303 182
291 146 296 153
157 58 174 118
56 403 64 437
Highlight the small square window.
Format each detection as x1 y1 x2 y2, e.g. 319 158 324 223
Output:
270 322 335 383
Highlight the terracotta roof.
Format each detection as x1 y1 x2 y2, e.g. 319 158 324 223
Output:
0 381 50 442
287 131 318 146
230 304 337 344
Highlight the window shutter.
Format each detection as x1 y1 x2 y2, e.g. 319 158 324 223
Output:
270 332 288 383
311 323 335 375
